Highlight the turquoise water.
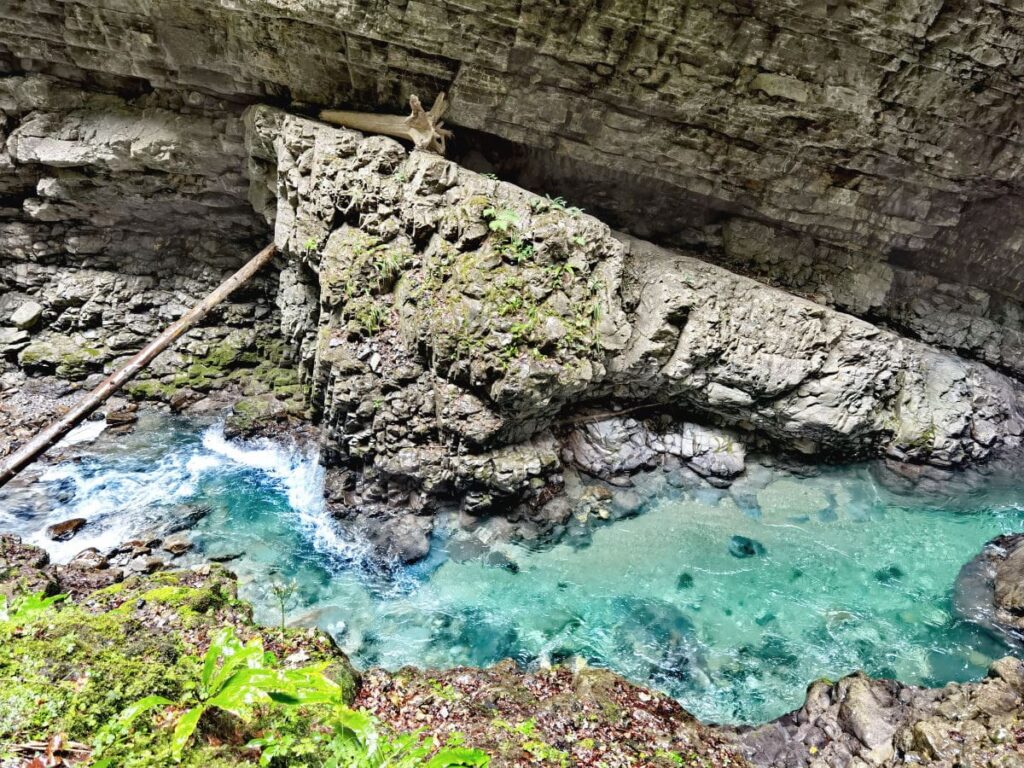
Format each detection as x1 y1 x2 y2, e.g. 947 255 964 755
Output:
1 415 1022 724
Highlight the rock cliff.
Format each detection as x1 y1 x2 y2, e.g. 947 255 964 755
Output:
4 1 1024 378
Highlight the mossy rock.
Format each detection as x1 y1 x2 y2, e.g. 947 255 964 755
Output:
123 377 180 401
18 335 106 380
223 394 293 438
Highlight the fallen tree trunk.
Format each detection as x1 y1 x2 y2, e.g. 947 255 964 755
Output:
0 243 278 489
320 93 453 154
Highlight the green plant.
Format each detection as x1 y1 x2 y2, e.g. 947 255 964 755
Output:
482 206 518 233
353 302 388 335
303 238 318 252
530 194 583 217
269 579 298 631
523 739 569 766
97 626 342 761
269 706 489 768
0 592 66 628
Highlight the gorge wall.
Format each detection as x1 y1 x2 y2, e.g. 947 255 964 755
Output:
4 0 1024 378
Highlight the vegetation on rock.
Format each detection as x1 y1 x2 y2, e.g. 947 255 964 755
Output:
0 538 487 767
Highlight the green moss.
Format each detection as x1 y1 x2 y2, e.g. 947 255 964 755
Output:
0 600 196 744
123 378 179 401
0 570 359 766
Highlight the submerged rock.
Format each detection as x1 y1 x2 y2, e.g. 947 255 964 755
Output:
162 503 211 535
374 514 432 565
729 535 766 559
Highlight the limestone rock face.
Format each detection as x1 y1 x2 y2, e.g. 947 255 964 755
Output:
4 1 1024 379
246 107 1024 527
0 74 282 401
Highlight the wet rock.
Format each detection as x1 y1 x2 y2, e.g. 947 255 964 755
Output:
738 656 1024 768
161 535 192 557
373 514 432 564
224 394 295 440
127 555 165 574
162 503 211 535
566 417 658 476
105 401 139 426
67 548 108 570
45 517 87 541
208 550 245 563
955 533 1024 643
728 535 766 559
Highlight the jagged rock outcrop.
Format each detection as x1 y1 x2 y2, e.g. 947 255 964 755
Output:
0 74 300 420
245 106 1024 546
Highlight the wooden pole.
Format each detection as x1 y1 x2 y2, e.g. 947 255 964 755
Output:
320 93 453 154
0 243 278 489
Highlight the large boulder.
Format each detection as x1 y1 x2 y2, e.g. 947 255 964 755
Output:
246 107 1024 531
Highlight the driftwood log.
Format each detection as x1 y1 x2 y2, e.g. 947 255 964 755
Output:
320 93 453 154
0 243 277 489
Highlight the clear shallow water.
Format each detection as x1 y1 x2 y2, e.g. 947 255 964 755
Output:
1 415 1022 725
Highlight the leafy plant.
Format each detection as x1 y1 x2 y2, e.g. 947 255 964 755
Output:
530 194 583 217
252 706 489 768
269 579 298 631
482 206 518 233
97 626 342 761
0 592 66 628
353 302 389 335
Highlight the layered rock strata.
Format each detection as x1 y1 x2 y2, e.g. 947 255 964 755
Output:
4 1 1024 380
0 74 286 419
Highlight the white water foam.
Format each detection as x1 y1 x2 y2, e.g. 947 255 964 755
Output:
200 426 366 564
2 420 362 566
